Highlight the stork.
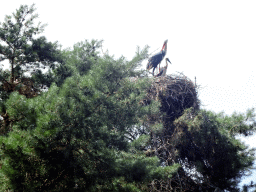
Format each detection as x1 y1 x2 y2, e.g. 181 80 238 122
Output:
146 39 168 76
155 58 171 77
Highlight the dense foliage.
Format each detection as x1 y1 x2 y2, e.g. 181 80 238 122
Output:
0 4 255 192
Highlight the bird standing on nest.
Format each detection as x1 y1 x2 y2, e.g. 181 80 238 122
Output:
155 58 171 77
146 39 168 76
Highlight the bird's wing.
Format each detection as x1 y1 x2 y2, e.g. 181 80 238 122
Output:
147 51 164 69
151 51 164 63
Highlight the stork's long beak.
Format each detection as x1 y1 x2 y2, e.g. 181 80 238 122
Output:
166 58 171 64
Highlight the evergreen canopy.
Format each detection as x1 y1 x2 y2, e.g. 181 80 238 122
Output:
0 4 256 192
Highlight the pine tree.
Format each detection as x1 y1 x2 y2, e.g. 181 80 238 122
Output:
0 4 62 135
145 107 256 191
53 39 102 87
0 4 62 97
0 31 180 190
1 4 255 192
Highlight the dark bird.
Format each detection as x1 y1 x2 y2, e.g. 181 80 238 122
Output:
146 39 168 76
155 58 171 77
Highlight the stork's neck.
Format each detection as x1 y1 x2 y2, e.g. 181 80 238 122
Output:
161 43 167 52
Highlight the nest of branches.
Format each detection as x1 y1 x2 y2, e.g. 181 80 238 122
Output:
145 73 200 126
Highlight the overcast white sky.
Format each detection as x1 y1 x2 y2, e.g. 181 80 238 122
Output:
1 0 256 188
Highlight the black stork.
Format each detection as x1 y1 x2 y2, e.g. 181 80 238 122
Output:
155 58 171 77
146 39 168 76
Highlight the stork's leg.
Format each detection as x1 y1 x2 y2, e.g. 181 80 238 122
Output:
152 67 155 76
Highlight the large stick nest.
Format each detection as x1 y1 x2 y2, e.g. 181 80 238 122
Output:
145 73 200 126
